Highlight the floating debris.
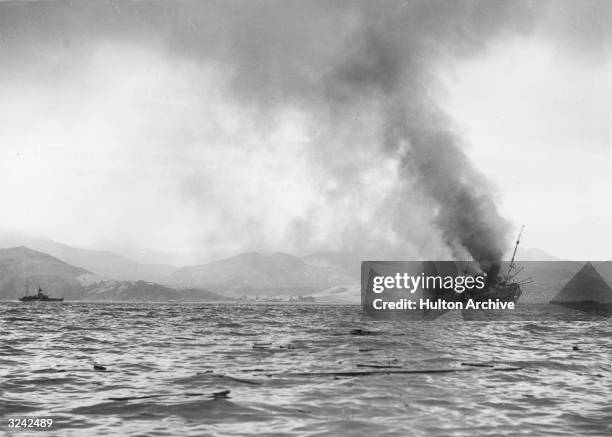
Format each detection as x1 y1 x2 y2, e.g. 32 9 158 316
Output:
252 342 272 349
285 366 523 378
349 329 380 336
107 391 216 401
279 344 295 349
356 363 403 369
93 364 107 371
107 394 163 401
212 390 231 399
215 374 263 385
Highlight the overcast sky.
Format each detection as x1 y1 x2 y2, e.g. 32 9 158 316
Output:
0 0 610 264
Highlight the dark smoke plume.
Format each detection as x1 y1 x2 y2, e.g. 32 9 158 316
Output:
311 2 524 269
199 0 526 268
325 13 514 269
1 0 561 263
178 0 525 266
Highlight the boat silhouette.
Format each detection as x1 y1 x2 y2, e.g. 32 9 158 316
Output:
19 285 64 302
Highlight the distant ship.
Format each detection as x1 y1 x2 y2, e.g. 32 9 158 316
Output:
19 285 64 302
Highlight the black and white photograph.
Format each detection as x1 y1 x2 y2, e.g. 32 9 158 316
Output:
1 1 611 435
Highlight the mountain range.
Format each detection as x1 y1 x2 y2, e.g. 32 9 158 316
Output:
0 246 225 302
166 251 356 297
0 232 361 301
2 231 599 303
0 246 89 300
0 232 177 282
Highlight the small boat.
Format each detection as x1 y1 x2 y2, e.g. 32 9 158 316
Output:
19 285 64 302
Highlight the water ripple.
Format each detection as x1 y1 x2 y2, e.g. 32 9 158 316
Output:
0 302 610 436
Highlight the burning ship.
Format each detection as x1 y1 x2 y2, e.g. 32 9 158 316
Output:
422 226 530 310
463 226 531 304
362 227 531 320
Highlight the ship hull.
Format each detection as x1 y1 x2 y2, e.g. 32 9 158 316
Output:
478 282 522 303
457 283 521 320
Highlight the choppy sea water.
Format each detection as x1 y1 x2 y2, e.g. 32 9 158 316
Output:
1 303 611 436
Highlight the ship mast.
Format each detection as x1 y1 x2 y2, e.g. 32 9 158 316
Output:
507 225 524 276
24 262 29 296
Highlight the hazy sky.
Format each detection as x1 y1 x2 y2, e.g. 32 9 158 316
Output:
0 1 610 264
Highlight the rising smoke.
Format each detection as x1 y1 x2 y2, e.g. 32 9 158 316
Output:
208 0 532 269
2 0 568 264
318 13 517 270
203 0 532 268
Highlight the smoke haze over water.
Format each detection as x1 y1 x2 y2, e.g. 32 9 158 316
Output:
0 1 609 263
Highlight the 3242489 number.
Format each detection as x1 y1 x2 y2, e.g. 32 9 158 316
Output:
7 417 53 428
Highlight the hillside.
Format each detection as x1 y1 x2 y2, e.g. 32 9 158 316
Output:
2 241 599 304
509 261 584 303
0 246 223 301
483 260 612 304
301 251 362 278
80 280 226 302
299 251 573 303
0 246 91 300
514 247 560 261
550 262 612 305
0 232 177 281
167 252 356 297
